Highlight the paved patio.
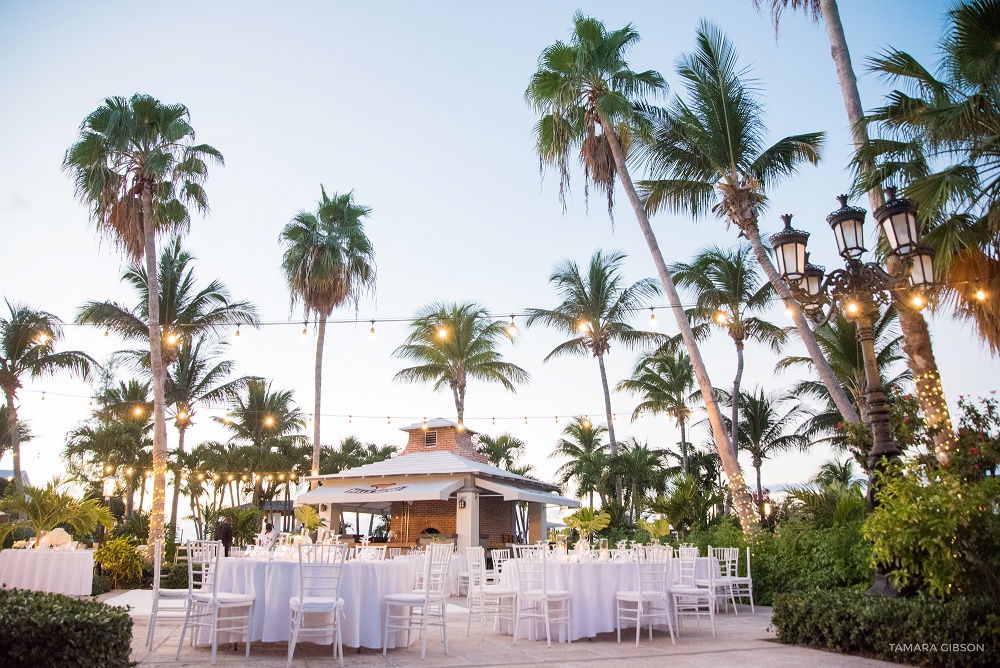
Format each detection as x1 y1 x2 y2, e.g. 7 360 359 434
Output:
106 590 897 667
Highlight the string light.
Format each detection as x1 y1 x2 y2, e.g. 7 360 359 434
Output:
492 417 495 426
975 288 986 301
348 415 352 424
264 416 275 427
41 392 45 401
507 315 517 337
524 416 528 424
166 332 179 345
422 418 428 430
912 295 926 310
234 324 241 338
846 302 859 315
437 325 447 339
785 307 793 318
36 333 49 344
133 406 143 417
456 421 464 431
649 308 656 327
301 321 308 337
583 417 591 428
715 311 730 325
103 329 109 337
369 321 376 338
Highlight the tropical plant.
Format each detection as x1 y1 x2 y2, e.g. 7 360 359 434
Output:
717 387 813 499
219 506 265 546
609 437 667 523
64 93 223 548
475 433 526 471
527 250 660 503
111 510 150 544
669 244 787 450
163 337 253 524
0 404 32 462
215 380 305 507
814 458 864 491
636 517 673 543
94 537 145 589
0 302 94 491
636 22 861 435
294 504 324 532
616 349 697 473
563 507 611 538
0 479 113 547
753 0 956 457
526 14 758 530
319 436 397 475
650 474 723 538
550 416 610 509
393 302 528 423
280 187 376 481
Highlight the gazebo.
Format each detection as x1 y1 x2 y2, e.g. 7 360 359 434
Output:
295 418 578 549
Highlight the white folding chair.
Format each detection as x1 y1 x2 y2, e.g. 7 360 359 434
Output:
728 546 755 613
670 549 715 638
703 546 740 613
146 538 188 649
511 544 571 647
287 542 349 668
465 546 516 638
615 547 675 646
176 540 256 664
382 542 451 658
355 544 387 561
488 548 511 586
388 547 402 558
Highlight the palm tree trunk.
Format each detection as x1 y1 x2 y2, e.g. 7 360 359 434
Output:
452 383 464 424
3 389 22 494
679 418 689 474
596 352 623 504
141 184 169 551
742 223 861 423
731 339 744 458
600 116 759 533
170 425 187 527
755 460 763 499
817 0 955 459
312 313 327 486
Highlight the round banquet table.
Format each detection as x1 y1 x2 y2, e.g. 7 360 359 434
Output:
402 553 468 595
497 556 713 641
0 548 94 597
197 557 417 649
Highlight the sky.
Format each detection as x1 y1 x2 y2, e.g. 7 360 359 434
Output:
1 0 993 504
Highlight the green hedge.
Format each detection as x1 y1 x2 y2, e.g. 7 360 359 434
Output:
0 587 134 668
772 589 1000 668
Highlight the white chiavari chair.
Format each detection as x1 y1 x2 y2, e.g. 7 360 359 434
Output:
287 542 348 667
511 544 571 647
382 543 451 659
146 538 188 649
615 546 675 646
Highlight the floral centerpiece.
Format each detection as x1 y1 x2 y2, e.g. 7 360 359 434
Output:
637 518 673 545
39 527 72 550
563 508 611 557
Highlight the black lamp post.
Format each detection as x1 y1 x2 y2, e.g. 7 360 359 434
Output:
770 188 935 596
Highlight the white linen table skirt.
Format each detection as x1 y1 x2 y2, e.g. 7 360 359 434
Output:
0 549 94 597
498 557 713 641
198 557 416 649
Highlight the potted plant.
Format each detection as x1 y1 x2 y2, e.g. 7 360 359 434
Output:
563 508 611 556
293 505 325 542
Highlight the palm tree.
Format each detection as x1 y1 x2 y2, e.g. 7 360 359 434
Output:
280 187 377 482
0 302 94 492
527 14 758 530
164 337 254 525
636 23 859 436
527 250 660 502
475 433 526 471
670 244 787 451
616 349 697 473
216 380 306 507
0 405 32 462
719 387 812 500
609 438 667 523
753 0 956 460
393 302 529 423
814 458 863 491
549 417 610 509
64 94 223 548
77 237 259 369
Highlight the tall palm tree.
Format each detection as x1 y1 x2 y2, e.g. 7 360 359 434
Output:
0 302 93 492
164 337 254 525
216 380 305 507
280 187 376 481
814 458 864 491
719 387 812 499
0 405 32 462
475 433 526 471
549 417 610 509
527 13 758 530
393 302 529 423
64 94 223 548
636 24 859 435
527 250 660 502
77 237 259 369
616 349 697 473
753 0 956 459
670 244 787 452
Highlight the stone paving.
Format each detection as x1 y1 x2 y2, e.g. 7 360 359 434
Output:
107 590 897 667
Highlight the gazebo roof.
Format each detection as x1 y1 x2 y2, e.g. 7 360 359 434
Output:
398 417 478 435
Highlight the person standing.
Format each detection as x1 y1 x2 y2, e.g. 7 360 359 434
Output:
216 517 234 557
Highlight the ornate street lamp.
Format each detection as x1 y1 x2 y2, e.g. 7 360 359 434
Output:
770 188 933 597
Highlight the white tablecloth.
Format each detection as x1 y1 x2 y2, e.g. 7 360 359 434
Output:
0 549 94 597
498 557 712 641
198 557 416 649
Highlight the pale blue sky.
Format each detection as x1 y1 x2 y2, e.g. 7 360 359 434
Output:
1 0 991 496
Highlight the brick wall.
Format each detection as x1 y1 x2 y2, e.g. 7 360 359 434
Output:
399 425 488 464
388 496 515 547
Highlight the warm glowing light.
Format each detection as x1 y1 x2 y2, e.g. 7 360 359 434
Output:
36 333 49 344
369 321 376 337
348 415 352 424
649 308 656 327
105 464 113 474
227 474 234 481
912 295 926 309
41 392 45 401
197 473 205 480
278 474 285 481
126 467 133 475
976 289 986 301
715 311 730 325
846 302 859 314
422 418 428 430
583 418 591 428
491 417 495 426
578 321 591 333
133 406 143 416
437 326 447 339
785 307 793 318
234 324 241 338
177 410 187 420
241 474 248 481
166 332 179 345
104 329 109 337
264 416 275 427
387 417 391 425
507 315 517 336
763 501 772 516
456 422 464 431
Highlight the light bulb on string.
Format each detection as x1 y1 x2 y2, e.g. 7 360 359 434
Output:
41 392 45 401
507 315 517 337
583 416 590 428
422 418 428 430
302 321 308 337
36 332 49 344
234 324 241 339
846 302 859 315
912 295 926 310
437 325 447 339
491 417 495 426
649 308 656 327
348 415 352 424
387 417 391 425
369 321 376 338
976 286 986 301
103 329 109 337
166 332 179 345
524 417 528 425
457 422 464 431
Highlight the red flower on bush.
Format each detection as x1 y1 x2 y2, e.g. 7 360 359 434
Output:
837 422 843 430
903 417 909 423
970 447 980 455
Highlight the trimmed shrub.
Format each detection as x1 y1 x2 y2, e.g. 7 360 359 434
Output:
95 536 145 589
160 562 189 590
0 587 134 668
772 588 1000 668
